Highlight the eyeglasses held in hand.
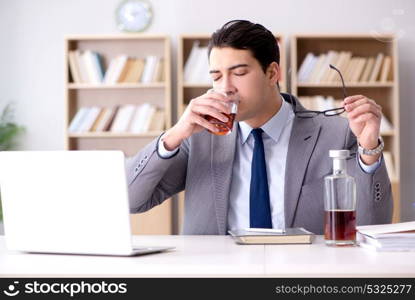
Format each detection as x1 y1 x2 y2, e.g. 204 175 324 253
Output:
290 64 347 118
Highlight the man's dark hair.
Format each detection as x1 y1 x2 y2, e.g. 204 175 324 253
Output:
207 20 280 73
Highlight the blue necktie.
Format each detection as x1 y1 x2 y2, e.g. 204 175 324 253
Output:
249 128 272 228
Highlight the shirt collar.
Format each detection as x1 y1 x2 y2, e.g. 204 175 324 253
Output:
238 97 293 145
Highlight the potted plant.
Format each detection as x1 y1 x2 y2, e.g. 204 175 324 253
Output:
0 103 24 233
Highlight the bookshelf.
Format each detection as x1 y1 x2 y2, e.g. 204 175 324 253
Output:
175 34 286 232
291 34 400 222
64 34 173 234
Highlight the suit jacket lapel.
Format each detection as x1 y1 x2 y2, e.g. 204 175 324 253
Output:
284 114 321 228
211 123 237 235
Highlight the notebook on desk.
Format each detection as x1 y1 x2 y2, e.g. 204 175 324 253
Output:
0 150 174 256
228 228 315 245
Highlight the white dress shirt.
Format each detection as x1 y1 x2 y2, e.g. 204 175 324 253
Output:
227 99 294 231
158 98 381 231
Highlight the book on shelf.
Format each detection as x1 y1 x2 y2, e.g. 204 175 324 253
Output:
184 41 200 83
123 58 145 83
81 51 104 84
93 52 105 82
369 53 384 82
380 55 392 82
92 107 115 132
357 221 415 251
228 228 315 244
308 53 327 83
74 50 89 83
72 53 165 85
141 105 156 132
68 50 104 84
297 52 314 83
343 57 359 82
68 106 102 133
183 41 211 84
102 106 119 132
360 57 375 82
128 103 156 133
68 50 82 83
104 55 128 84
141 56 159 83
110 105 136 132
78 106 102 132
332 51 352 82
117 57 135 83
380 114 394 133
342 56 355 82
297 51 392 84
102 57 117 84
152 58 164 82
350 57 366 82
148 109 165 132
89 108 107 132
196 46 211 83
318 51 340 83
68 107 89 133
319 51 340 83
128 104 146 133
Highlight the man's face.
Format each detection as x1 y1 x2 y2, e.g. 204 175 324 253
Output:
209 47 276 123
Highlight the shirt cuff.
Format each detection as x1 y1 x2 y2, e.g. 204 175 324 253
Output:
157 134 179 159
358 154 382 174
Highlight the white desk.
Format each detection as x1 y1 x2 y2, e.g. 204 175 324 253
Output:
1 235 414 277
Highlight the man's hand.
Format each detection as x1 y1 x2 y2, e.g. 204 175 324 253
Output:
162 91 232 150
344 95 382 165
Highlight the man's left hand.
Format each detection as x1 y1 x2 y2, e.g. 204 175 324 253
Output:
344 95 382 165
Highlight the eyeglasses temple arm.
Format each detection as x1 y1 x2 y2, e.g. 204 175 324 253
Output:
329 64 347 99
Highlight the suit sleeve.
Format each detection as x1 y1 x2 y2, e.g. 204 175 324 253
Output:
126 133 189 213
344 126 393 225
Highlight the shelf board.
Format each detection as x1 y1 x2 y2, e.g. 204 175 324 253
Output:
65 34 169 41
183 83 212 88
183 80 287 89
297 82 394 88
68 132 163 138
68 83 166 89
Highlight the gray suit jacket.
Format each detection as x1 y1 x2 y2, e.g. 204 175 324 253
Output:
126 94 392 235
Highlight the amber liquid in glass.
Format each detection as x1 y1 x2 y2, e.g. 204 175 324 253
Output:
205 113 236 136
324 209 356 245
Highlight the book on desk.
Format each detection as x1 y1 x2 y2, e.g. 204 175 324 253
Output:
357 221 415 252
228 228 315 245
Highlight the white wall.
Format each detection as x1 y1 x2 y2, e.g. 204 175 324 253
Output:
1 0 414 220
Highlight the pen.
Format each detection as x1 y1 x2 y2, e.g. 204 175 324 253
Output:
245 228 286 233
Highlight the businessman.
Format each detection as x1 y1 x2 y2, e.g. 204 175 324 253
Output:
126 20 392 235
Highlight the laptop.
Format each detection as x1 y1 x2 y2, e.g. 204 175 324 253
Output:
0 150 174 256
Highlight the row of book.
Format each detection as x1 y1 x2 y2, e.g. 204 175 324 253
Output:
68 50 164 84
298 51 392 84
357 221 415 252
183 41 211 84
68 103 165 133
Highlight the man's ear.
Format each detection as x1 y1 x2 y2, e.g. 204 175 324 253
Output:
267 62 281 86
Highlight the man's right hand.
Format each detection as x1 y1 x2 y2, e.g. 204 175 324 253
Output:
162 90 232 151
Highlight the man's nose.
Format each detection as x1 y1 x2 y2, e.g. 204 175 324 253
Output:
217 76 237 96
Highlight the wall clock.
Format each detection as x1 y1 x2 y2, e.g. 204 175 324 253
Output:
116 0 153 32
